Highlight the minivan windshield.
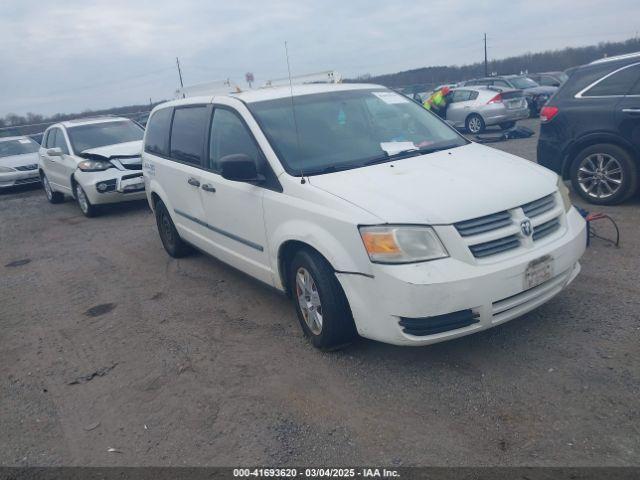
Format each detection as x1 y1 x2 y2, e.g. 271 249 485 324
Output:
67 120 144 154
248 89 468 175
0 138 40 158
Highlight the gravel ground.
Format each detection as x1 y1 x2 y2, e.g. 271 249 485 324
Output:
1 118 639 467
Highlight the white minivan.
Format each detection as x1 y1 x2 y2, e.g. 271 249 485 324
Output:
142 83 586 349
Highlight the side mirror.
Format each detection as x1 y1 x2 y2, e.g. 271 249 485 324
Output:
46 147 63 157
219 154 264 183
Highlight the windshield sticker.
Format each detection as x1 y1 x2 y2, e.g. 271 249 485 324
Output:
380 141 416 156
372 91 410 104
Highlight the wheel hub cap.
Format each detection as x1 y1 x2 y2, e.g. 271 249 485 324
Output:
295 267 323 335
577 153 623 199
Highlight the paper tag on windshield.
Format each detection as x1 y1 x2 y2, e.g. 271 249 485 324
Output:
372 91 409 104
19 139 31 144
380 142 416 156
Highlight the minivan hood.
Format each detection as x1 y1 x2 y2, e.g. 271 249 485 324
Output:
308 142 558 224
80 140 142 159
0 152 39 168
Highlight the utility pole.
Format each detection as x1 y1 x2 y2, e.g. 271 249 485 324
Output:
484 33 488 77
176 57 184 88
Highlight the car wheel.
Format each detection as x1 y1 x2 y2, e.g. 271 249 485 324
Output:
499 121 516 130
41 173 64 203
155 199 193 258
75 183 98 217
288 249 357 350
570 143 638 205
465 114 485 134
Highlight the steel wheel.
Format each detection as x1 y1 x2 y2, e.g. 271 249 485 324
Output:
76 184 89 214
577 153 623 200
295 267 323 335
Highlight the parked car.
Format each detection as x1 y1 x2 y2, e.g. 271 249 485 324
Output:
463 75 557 116
537 52 640 205
444 86 529 133
528 71 569 87
142 83 586 349
38 116 145 216
0 136 41 189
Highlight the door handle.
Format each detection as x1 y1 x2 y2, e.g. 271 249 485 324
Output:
187 177 200 187
621 108 640 114
201 184 216 193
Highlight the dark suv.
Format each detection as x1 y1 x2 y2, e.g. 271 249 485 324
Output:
463 75 557 116
537 53 640 205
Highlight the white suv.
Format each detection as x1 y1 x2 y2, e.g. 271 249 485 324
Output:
142 83 586 349
39 116 145 217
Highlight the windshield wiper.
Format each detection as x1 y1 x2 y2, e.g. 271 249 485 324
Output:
363 144 457 167
300 163 361 176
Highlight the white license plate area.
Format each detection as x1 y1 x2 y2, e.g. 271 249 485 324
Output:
117 176 145 193
506 99 523 109
524 255 553 290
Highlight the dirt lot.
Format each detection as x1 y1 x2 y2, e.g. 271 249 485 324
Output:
1 119 639 467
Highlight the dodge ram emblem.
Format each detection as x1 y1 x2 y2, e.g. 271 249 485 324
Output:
520 218 533 237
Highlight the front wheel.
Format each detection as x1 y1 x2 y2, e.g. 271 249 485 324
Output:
289 249 356 350
570 143 638 205
42 173 64 204
465 114 485 134
75 183 98 217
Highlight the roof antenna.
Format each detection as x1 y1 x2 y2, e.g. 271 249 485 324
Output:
285 41 305 184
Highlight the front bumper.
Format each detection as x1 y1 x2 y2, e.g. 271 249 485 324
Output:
0 169 40 188
74 168 146 205
337 207 586 346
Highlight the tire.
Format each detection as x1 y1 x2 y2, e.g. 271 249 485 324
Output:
41 173 64 204
499 121 516 130
288 249 357 350
154 199 193 258
75 182 98 217
570 143 638 205
465 114 485 134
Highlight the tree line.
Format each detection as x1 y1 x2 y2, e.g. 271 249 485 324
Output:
349 37 640 92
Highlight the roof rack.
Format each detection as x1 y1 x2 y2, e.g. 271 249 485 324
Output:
263 70 342 88
174 79 242 99
590 51 640 65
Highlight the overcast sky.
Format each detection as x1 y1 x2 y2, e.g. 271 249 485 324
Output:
1 0 639 116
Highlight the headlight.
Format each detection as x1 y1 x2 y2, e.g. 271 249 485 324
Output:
0 166 15 173
557 175 572 212
78 160 113 172
359 225 448 264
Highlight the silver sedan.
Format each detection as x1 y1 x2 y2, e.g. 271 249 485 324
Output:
0 136 41 188
444 86 529 134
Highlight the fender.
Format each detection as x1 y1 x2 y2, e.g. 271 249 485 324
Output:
269 218 373 291
562 131 639 178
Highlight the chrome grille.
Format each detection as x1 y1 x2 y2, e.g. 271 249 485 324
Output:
454 211 512 237
469 235 520 258
522 194 555 218
15 164 38 171
533 218 560 241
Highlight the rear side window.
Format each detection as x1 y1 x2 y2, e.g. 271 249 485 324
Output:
451 90 473 102
170 106 208 165
208 108 261 171
145 108 173 156
583 64 640 97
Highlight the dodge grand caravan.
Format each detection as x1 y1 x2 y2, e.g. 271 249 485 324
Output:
142 83 586 349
